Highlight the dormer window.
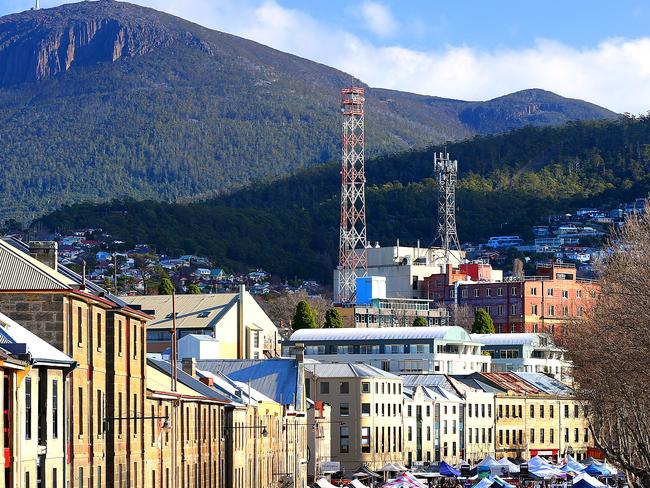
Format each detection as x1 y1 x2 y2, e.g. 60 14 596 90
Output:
197 311 210 318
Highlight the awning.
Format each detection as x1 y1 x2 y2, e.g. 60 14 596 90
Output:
315 478 338 488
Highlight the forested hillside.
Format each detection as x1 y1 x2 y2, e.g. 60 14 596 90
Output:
0 1 616 222
38 115 650 282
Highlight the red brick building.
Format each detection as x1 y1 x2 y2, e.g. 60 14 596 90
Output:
427 262 599 335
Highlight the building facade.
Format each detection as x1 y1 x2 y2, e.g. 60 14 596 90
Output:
285 327 490 375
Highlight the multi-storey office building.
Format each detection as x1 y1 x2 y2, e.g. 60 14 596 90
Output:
304 363 405 472
430 262 598 335
344 297 449 328
0 311 76 488
472 333 571 381
0 238 152 488
285 327 490 375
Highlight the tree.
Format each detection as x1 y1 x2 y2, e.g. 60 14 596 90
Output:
324 308 343 328
187 284 201 294
450 304 475 331
292 300 317 331
158 276 174 295
412 316 428 327
563 206 650 487
258 291 331 334
471 308 495 333
103 277 112 292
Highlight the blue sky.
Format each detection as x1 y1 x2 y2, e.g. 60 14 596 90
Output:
3 0 650 113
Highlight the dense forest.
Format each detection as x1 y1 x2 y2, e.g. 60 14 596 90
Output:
37 115 650 283
0 1 616 222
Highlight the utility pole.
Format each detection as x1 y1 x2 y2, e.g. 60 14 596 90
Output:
113 252 118 294
337 85 368 304
433 152 461 263
170 291 179 488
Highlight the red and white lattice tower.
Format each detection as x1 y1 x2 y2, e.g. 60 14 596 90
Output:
337 86 368 304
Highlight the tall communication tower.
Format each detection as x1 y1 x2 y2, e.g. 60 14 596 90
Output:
337 86 368 304
433 152 461 262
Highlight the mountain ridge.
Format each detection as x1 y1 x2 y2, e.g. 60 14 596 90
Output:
0 1 618 222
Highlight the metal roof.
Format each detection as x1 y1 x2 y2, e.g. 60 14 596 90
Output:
147 358 231 403
402 374 452 389
451 374 508 393
124 294 239 330
0 239 75 290
289 326 474 343
479 372 542 394
195 358 303 409
0 311 75 367
514 372 574 395
304 362 400 379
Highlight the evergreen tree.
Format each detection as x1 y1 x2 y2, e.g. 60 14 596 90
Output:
292 300 317 330
158 276 174 295
103 277 112 291
187 284 201 294
472 308 495 333
412 316 428 327
324 308 343 328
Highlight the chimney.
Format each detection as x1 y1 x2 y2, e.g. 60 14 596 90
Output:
294 343 305 364
237 284 245 359
28 241 58 271
181 357 196 378
199 376 214 387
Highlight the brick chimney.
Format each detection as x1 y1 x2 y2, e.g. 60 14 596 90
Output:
181 357 196 377
294 343 305 363
28 241 58 271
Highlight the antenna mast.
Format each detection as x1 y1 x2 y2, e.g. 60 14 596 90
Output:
433 152 461 263
337 85 368 303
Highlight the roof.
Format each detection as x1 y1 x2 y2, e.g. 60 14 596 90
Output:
478 372 542 395
0 238 75 290
514 372 574 395
402 374 453 389
304 362 400 379
179 334 219 342
0 311 75 367
472 333 558 348
451 374 509 394
289 326 474 343
123 294 239 330
195 358 303 409
146 358 230 403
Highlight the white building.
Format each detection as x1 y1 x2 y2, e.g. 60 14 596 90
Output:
471 333 571 381
333 244 464 302
285 326 490 375
178 334 220 360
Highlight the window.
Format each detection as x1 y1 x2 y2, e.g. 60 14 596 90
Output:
462 289 468 298
530 404 535 418
339 426 350 453
474 289 480 297
577 306 584 316
151 406 156 444
443 420 448 434
77 306 83 345
426 405 431 417
505 405 510 418
486 288 492 297
497 287 503 296
452 420 457 434
499 430 503 445
577 289 583 298
518 405 522 418
26 472 30 488
53 469 58 488
485 306 491 315
78 387 83 436
550 405 554 418
427 426 431 441
361 427 371 453
408 426 412 441
564 405 569 418
530 428 535 444
340 403 349 416
510 304 517 314
584 428 589 442
468 404 472 417
253 331 259 348
548 305 555 316
574 404 579 418
497 305 503 316
488 404 492 417
319 382 329 394
118 392 123 435
340 382 349 394
79 468 83 488
505 430 510 445
407 405 412 417
361 403 371 416
133 322 138 358
52 379 59 438
118 321 123 355
565 428 569 442
550 429 555 444
540 428 545 443
133 394 138 435
540 405 545 418
547 288 554 297
574 428 579 443
362 382 370 393
511 286 517 296
530 287 537 296
481 404 486 418
531 304 538 315
563 306 569 317
97 313 102 350
562 290 569 299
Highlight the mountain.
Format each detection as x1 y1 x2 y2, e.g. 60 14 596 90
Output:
0 1 617 223
37 115 650 283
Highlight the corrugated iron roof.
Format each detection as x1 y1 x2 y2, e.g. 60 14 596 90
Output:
0 311 74 366
147 358 230 403
514 372 574 395
472 333 559 348
0 239 75 290
195 358 303 409
124 294 238 330
304 362 400 379
479 372 542 394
